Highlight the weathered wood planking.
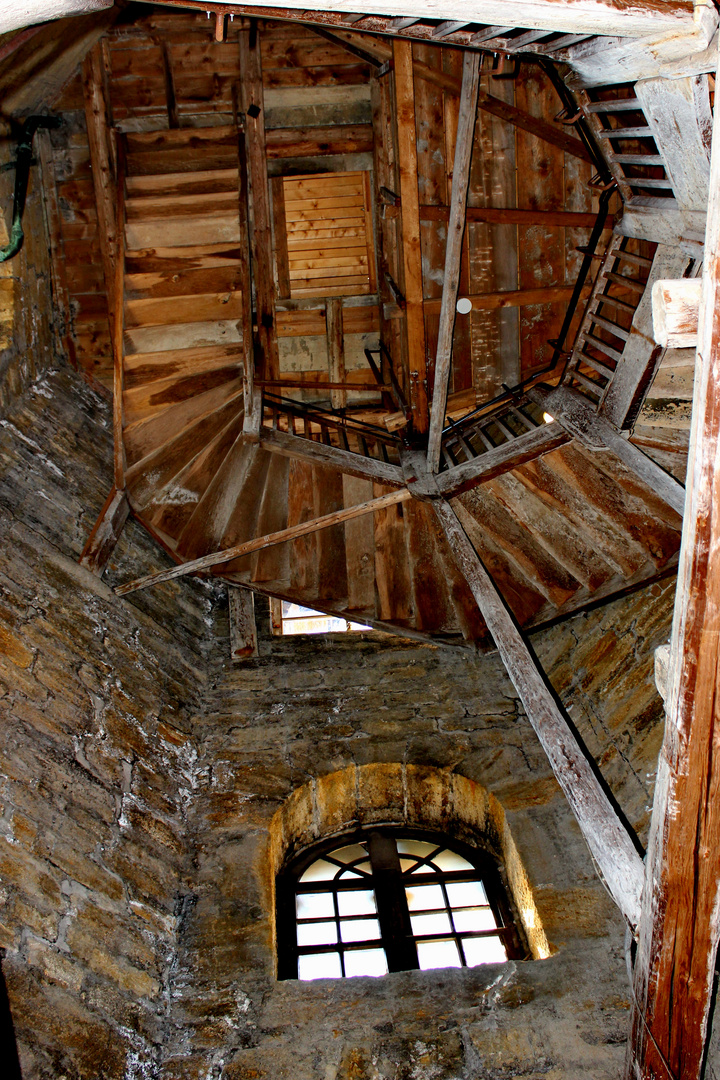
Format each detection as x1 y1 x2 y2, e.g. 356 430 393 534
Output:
229 586 259 660
626 73 720 1080
394 38 428 434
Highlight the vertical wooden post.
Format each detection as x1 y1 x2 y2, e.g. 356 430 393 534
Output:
626 47 720 1080
229 586 259 660
326 298 346 410
434 497 644 929
393 39 428 434
237 123 255 418
112 133 126 491
239 26 279 382
426 51 480 473
82 42 117 313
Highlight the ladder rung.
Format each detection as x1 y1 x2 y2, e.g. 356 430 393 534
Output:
578 353 614 380
615 249 653 269
624 177 675 189
442 444 458 469
541 33 592 51
493 417 516 442
597 126 653 139
589 313 630 340
594 293 636 315
571 369 605 395
510 406 537 432
586 98 641 113
584 335 624 364
469 24 514 43
610 153 665 166
474 426 496 451
602 271 647 294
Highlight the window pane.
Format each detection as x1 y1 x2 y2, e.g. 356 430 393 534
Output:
298 952 342 980
340 917 381 943
344 948 388 978
397 840 438 857
297 920 338 946
432 850 474 872
338 869 363 879
452 907 497 933
410 911 452 936
400 858 420 873
299 859 339 882
337 890 376 917
446 881 488 908
417 939 462 971
330 844 367 864
297 892 335 919
462 935 507 966
405 884 444 911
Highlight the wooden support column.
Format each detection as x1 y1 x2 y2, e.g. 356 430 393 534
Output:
237 124 255 417
239 26 279 381
626 48 720 1080
433 497 644 929
79 486 130 577
326 298 346 410
112 133 127 490
393 38 428 434
82 42 116 312
427 51 480 473
229 586 258 660
652 278 702 348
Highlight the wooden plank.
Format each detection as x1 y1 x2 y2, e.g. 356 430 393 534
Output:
651 278 701 348
259 426 404 487
79 486 130 577
251 452 291 584
435 422 572 498
427 51 480 474
433 497 644 928
239 29 279 381
421 284 591 314
625 73 720 1080
412 59 593 163
116 488 412 595
229 586 258 660
634 75 712 211
238 125 255 418
326 298 345 410
270 176 291 300
419 205 598 228
342 474 375 611
265 124 373 158
530 384 686 518
393 38 428 434
82 42 117 314
113 134 126 490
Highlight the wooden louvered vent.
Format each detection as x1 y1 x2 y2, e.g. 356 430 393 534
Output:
274 171 376 299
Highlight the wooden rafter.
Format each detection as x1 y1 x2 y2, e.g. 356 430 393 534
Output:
434 497 644 928
115 488 411 595
427 50 480 473
626 55 720 1080
79 486 130 577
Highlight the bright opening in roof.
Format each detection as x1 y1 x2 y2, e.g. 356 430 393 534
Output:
271 600 371 636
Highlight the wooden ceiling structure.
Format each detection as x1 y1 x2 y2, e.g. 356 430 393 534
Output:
1 0 720 1078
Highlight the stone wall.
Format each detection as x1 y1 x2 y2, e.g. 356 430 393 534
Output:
0 364 226 1077
0 359 675 1079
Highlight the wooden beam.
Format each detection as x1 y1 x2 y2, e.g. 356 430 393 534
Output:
326 298 346 410
433 497 644 928
435 422 572 498
239 27 279 381
116 488 411 596
79 486 130 577
419 284 592 315
82 41 116 312
651 277 701 348
529 384 685 517
393 38 428 434
427 51 480 474
237 125 255 416
411 59 592 163
615 204 706 258
112 133 127 491
419 205 599 228
229 585 258 660
626 60 720 1080
258 426 405 487
270 175 291 300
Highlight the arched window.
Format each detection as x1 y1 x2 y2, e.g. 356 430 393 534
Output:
276 828 529 981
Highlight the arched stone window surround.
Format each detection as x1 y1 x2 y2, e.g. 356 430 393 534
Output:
267 763 551 968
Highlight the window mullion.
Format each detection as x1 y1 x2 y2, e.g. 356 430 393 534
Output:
367 830 418 973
